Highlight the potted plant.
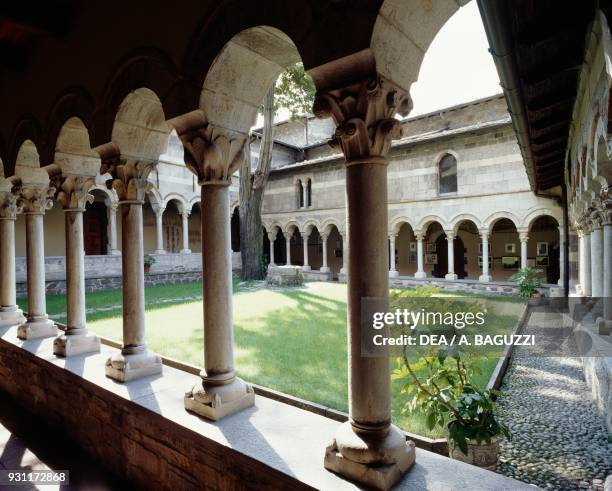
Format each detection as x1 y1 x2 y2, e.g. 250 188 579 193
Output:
144 254 156 273
509 267 544 305
393 352 510 470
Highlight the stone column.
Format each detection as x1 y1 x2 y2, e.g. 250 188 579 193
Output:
314 75 415 489
445 231 457 280
268 231 277 266
177 121 254 420
108 203 120 255
590 210 604 297
558 227 565 287
577 230 585 295
415 232 426 279
388 233 398 278
153 205 165 254
54 176 101 356
301 231 311 271
284 232 292 265
17 185 57 340
583 230 592 296
598 190 612 333
320 231 330 273
104 161 162 382
519 231 529 270
0 185 26 328
479 230 492 282
339 232 347 276
181 210 191 254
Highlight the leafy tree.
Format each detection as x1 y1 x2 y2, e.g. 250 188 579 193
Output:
239 63 315 280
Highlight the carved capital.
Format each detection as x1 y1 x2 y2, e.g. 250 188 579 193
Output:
268 231 277 242
152 205 165 218
177 121 245 186
104 160 156 204
588 203 603 229
313 75 409 165
57 175 95 211
599 185 612 225
0 191 22 220
18 186 55 214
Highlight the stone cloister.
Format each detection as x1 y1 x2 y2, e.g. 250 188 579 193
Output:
0 1 610 490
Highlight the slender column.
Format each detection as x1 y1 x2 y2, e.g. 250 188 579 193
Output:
0 186 26 328
415 232 426 279
519 231 529 270
268 231 277 266
590 222 604 297
320 232 330 273
314 74 415 489
153 205 165 254
178 120 254 420
557 227 565 287
577 230 585 295
583 231 592 296
54 176 101 356
181 210 191 253
597 187 612 333
284 232 292 265
445 231 457 280
388 233 398 278
108 203 120 255
339 232 347 276
302 231 311 271
17 185 57 340
104 161 162 382
479 230 491 282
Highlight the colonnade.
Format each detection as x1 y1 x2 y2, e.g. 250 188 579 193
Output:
575 185 612 334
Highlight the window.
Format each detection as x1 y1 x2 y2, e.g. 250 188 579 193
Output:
296 179 304 208
438 153 457 194
306 178 312 207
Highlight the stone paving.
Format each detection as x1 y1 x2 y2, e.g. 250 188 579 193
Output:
495 307 612 490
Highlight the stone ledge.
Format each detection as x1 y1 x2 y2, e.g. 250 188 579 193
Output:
0 326 532 490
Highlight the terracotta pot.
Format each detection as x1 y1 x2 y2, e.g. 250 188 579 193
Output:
448 434 501 470
144 266 151 273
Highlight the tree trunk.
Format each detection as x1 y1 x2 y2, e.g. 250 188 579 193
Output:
239 83 275 280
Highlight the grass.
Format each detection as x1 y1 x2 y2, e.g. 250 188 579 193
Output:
19 280 522 438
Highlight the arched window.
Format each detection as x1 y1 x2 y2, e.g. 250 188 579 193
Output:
438 153 457 194
296 179 304 208
306 178 312 207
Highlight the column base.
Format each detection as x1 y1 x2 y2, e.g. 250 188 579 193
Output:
414 271 426 279
185 377 255 421
53 331 101 357
320 266 330 273
389 270 399 278
445 273 458 280
109 249 121 256
324 422 415 491
478 274 492 283
0 307 26 328
17 318 57 340
105 351 162 382
597 317 612 335
180 249 191 254
302 265 311 272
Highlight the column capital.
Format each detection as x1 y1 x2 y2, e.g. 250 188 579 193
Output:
301 231 311 240
597 185 612 225
17 185 55 214
283 232 292 241
414 232 425 241
57 175 95 211
312 75 410 165
181 209 191 219
175 114 245 186
152 204 165 218
267 231 277 241
518 231 529 242
103 160 156 204
0 189 22 220
479 229 490 241
444 230 455 241
388 232 398 240
320 232 329 241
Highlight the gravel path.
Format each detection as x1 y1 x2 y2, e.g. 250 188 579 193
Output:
495 307 612 490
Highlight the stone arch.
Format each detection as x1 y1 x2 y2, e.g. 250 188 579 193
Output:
189 196 201 213
199 26 302 137
163 193 188 214
15 140 41 168
54 117 101 177
390 215 416 235
110 87 173 161
230 200 239 216
320 217 344 236
283 220 301 234
417 214 448 232
522 208 561 231
484 211 520 233
145 185 163 209
449 213 483 235
89 184 118 206
9 117 43 173
302 219 320 236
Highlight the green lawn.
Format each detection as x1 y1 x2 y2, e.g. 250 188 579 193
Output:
19 281 521 438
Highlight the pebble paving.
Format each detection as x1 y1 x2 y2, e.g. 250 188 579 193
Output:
495 307 612 490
